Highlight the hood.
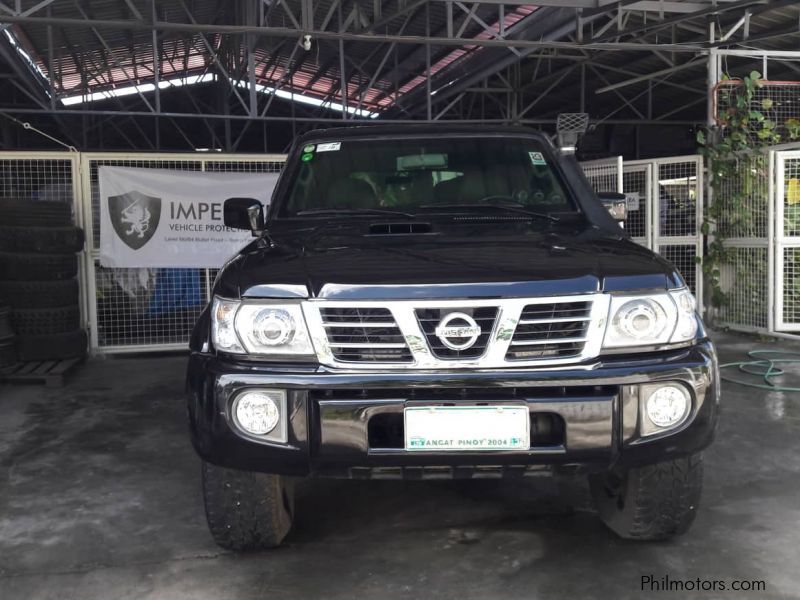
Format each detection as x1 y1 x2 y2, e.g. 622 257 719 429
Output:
215 221 684 300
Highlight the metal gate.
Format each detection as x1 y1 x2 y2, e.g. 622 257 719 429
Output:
652 156 704 304
584 155 704 305
774 150 800 331
621 161 652 248
79 153 286 353
580 156 623 194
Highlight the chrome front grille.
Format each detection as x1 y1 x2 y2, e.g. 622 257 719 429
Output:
415 306 498 359
319 307 413 363
303 294 608 369
506 301 592 361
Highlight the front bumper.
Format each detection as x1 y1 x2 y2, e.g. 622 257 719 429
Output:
186 340 719 478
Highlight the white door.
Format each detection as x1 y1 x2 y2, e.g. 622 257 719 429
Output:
774 150 800 331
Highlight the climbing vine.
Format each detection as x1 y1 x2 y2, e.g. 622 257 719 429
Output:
697 71 800 318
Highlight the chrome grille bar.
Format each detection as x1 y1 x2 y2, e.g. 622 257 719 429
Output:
322 322 396 328
509 337 588 346
301 294 609 370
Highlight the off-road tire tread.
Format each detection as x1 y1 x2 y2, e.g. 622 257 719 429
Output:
0 200 72 226
0 252 78 281
0 226 84 254
202 461 294 551
591 454 703 541
12 305 80 335
0 280 79 308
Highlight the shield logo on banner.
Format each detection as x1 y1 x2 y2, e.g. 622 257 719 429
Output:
108 190 161 250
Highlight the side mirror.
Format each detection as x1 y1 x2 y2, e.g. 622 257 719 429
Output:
597 191 627 223
224 197 264 236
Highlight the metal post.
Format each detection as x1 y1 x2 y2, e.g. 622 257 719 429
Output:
338 2 346 120
425 2 432 121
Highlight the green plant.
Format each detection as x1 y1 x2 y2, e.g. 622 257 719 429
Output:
698 71 800 315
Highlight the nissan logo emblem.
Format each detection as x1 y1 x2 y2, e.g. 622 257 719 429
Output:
434 312 482 351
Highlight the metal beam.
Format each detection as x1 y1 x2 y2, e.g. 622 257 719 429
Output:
591 0 769 43
0 14 709 52
0 106 704 125
594 59 703 94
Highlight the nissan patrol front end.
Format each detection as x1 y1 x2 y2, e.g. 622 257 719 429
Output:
186 125 719 550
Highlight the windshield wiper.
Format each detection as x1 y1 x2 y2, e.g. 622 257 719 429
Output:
296 208 416 218
419 199 560 222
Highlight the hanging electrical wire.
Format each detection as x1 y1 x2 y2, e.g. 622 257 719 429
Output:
0 111 77 151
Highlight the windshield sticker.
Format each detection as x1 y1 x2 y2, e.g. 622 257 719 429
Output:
317 142 341 152
528 151 547 166
302 144 315 153
301 153 314 162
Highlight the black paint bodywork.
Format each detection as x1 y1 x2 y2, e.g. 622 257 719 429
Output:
186 125 719 478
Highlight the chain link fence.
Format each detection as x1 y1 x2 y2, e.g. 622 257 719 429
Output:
582 155 703 304
79 153 285 353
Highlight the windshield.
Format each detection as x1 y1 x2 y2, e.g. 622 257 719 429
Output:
280 136 576 217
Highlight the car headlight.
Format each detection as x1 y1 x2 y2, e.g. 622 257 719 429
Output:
211 297 315 357
603 289 697 349
212 298 244 353
669 289 698 343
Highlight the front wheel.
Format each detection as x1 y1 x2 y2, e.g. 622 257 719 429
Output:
589 454 703 541
201 461 295 551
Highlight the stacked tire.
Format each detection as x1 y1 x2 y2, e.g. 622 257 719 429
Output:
0 305 15 367
0 200 88 361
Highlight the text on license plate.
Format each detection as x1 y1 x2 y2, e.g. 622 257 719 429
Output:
404 405 530 451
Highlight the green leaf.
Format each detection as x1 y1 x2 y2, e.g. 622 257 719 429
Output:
696 129 706 145
749 70 761 81
761 98 773 110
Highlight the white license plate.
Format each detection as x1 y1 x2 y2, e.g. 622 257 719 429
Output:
404 405 530 452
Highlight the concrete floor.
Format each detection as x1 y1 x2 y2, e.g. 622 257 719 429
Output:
1 332 799 599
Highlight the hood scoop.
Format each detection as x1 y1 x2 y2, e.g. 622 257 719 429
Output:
368 222 432 235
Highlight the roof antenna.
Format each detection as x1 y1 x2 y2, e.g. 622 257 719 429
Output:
555 113 589 155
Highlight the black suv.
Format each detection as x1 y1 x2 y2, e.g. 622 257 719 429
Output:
186 125 719 550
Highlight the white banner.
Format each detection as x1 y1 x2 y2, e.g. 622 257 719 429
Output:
99 166 278 268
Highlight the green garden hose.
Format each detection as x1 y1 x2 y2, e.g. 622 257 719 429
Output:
720 350 800 391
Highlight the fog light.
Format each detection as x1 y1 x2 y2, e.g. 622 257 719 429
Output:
233 391 283 435
645 384 690 429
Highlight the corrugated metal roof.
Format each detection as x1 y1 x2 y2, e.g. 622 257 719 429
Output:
1 0 799 122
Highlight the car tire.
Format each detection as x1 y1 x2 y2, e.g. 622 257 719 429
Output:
12 305 80 335
0 280 79 309
0 252 78 281
589 453 703 541
0 226 85 254
0 199 72 226
15 329 87 361
202 461 295 551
